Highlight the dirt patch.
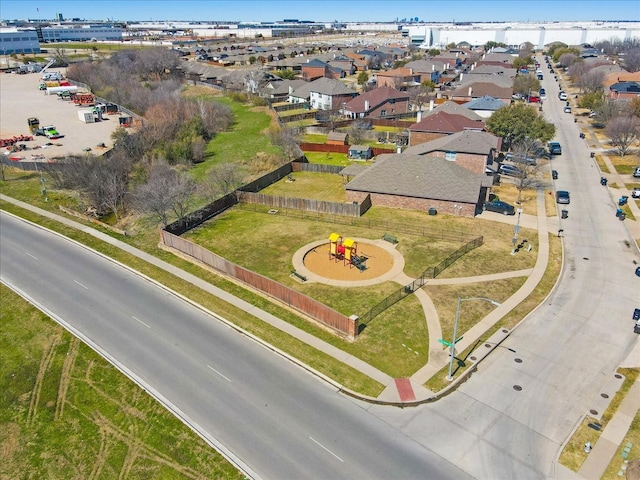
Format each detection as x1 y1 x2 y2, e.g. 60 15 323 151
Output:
303 242 394 281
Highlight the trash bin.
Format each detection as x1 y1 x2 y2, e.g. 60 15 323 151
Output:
619 212 626 221
600 177 608 186
616 208 623 217
590 152 595 158
619 196 628 206
429 207 437 216
561 209 568 219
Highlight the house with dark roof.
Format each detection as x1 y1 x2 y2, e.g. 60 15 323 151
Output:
419 100 483 121
408 111 485 145
607 81 640 100
344 153 492 217
375 67 423 89
260 79 306 101
403 129 502 175
307 77 358 110
464 95 509 118
342 87 410 119
301 58 345 81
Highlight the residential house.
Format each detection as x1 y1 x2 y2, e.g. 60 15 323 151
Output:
449 81 513 104
342 87 410 119
307 77 358 110
260 79 307 101
603 71 640 88
408 111 485 146
327 55 357 76
403 129 502 175
419 100 484 121
465 64 517 78
344 153 492 217
607 82 640 100
375 67 423 89
301 58 345 81
464 95 509 118
403 59 447 84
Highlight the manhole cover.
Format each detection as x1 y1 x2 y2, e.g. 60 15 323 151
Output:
513 385 522 391
501 329 508 333
590 409 598 415
514 358 523 363
615 374 623 379
601 393 609 399
470 356 477 361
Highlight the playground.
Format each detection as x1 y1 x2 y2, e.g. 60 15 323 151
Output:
293 233 404 285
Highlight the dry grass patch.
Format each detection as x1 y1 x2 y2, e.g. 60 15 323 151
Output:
607 153 640 175
260 171 347 201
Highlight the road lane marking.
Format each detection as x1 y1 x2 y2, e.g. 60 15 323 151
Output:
25 252 38 260
309 436 344 462
207 365 232 382
132 316 150 328
73 280 88 289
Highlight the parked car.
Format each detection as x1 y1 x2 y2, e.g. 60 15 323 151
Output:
548 141 562 155
631 188 640 199
556 190 571 204
559 92 568 100
505 152 536 165
483 200 516 215
564 106 572 113
499 164 522 177
552 170 558 180
633 167 640 178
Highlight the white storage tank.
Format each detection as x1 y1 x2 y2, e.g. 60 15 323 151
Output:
46 85 78 95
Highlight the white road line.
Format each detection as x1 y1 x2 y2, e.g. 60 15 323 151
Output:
25 252 38 260
309 436 344 462
73 280 88 289
207 365 232 382
132 316 151 329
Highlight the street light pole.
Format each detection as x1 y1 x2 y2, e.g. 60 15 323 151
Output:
446 297 501 381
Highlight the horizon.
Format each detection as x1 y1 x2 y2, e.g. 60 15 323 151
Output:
1 0 639 24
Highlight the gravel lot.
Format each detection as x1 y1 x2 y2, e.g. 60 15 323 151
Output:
0 68 125 161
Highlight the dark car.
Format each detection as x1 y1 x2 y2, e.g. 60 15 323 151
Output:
552 170 558 179
556 190 571 204
483 200 516 215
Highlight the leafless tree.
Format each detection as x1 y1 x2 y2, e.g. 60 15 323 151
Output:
508 139 547 203
407 81 435 113
132 162 196 226
269 126 302 162
595 99 629 125
576 68 605 93
558 52 578 68
606 116 639 156
203 163 244 200
622 48 640 73
348 120 373 145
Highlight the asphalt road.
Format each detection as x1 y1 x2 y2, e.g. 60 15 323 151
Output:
367 57 640 479
0 211 472 480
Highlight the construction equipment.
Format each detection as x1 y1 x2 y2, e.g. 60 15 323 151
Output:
39 59 56 76
27 117 40 133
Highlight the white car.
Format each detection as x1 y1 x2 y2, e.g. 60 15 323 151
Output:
559 92 568 100
632 188 640 199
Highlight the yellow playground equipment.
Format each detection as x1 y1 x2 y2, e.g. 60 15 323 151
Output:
327 233 367 271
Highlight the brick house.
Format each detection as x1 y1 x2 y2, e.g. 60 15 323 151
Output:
301 59 344 81
344 153 492 217
403 129 502 175
375 67 423 89
607 81 640 100
342 87 410 119
408 111 485 146
449 81 513 104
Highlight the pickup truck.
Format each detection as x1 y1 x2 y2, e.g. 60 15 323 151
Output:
548 142 562 155
34 125 62 139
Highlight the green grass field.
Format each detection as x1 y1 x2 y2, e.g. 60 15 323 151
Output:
0 284 244 480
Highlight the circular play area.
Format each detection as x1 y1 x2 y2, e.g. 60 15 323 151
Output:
291 234 405 287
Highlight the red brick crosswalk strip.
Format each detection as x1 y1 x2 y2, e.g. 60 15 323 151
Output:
394 378 416 402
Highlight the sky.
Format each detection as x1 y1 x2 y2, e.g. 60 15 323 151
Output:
1 0 639 23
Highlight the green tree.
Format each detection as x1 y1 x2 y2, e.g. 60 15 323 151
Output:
357 71 369 86
513 74 541 97
484 41 506 51
274 69 296 80
427 48 441 57
578 92 605 111
512 56 532 71
486 103 556 149
446 42 457 50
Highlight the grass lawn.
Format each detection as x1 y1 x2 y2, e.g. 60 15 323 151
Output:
607 153 640 176
303 151 351 166
559 368 640 475
0 284 244 480
260 171 346 201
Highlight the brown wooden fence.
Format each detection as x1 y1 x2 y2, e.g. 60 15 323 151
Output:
299 142 397 157
160 230 358 338
238 191 365 217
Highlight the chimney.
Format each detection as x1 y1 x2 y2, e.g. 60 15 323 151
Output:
482 53 486 59
471 64 475 70
432 64 435 71
468 87 473 96
417 110 422 122
364 100 370 111
289 86 293 95
446 63 450 70
456 52 459 58
429 99 434 110
459 73 463 82
409 68 413 75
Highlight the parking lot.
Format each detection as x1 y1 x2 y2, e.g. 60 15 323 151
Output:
0 68 124 161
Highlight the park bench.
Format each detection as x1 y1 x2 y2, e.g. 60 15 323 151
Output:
290 270 307 283
382 233 398 244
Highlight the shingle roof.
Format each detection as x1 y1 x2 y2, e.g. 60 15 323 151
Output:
464 95 508 111
344 87 409 113
466 64 517 77
344 154 486 203
422 101 483 121
404 129 501 156
409 111 485 134
451 81 513 99
307 77 357 95
457 73 513 88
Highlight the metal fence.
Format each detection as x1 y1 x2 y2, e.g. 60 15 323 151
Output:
358 235 484 326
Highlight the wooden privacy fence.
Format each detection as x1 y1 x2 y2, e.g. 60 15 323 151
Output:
238 191 366 217
160 230 358 339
